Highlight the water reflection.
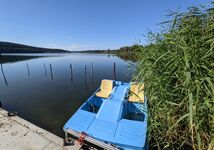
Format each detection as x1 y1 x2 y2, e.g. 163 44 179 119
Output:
0 53 135 137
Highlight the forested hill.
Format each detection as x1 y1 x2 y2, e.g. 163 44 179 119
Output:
0 42 69 53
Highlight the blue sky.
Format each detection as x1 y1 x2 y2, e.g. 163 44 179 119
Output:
0 0 210 51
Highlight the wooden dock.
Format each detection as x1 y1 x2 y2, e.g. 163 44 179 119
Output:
0 108 81 150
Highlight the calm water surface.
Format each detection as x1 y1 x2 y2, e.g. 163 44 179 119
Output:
0 53 135 137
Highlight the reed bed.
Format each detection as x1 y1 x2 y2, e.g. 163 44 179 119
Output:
134 3 214 150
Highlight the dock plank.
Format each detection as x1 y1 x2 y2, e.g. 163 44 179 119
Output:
0 108 81 150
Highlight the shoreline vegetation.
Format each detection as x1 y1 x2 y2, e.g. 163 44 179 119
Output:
0 41 140 62
133 3 214 150
0 41 69 53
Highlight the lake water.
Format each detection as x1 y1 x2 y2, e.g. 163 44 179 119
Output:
0 53 135 137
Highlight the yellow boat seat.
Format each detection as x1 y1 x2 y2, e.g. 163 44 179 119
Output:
128 83 144 103
96 79 113 99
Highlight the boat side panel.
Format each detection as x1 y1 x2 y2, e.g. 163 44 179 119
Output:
63 110 96 132
114 119 147 149
87 119 118 142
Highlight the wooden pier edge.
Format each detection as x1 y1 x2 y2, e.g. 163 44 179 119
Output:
0 108 81 150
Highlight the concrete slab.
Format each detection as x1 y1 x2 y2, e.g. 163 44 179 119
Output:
0 108 7 118
0 108 81 150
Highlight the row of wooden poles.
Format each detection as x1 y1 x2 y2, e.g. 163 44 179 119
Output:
0 56 117 87
26 62 117 80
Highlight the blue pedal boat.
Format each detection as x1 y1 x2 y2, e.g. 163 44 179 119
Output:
63 79 148 150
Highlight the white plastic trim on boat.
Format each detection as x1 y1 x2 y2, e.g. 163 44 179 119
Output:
65 129 119 150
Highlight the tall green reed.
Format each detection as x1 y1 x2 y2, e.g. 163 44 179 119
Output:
134 3 214 150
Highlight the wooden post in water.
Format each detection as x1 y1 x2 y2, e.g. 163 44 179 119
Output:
44 64 47 78
70 64 73 82
26 63 30 77
0 53 8 86
85 65 87 90
49 64 53 80
113 62 116 80
91 62 94 89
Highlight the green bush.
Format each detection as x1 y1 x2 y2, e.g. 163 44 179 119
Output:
117 45 142 62
134 4 214 150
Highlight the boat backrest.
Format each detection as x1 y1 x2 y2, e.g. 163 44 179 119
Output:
95 79 114 98
128 83 144 103
100 79 113 91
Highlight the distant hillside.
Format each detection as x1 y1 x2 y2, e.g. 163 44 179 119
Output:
0 42 69 53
